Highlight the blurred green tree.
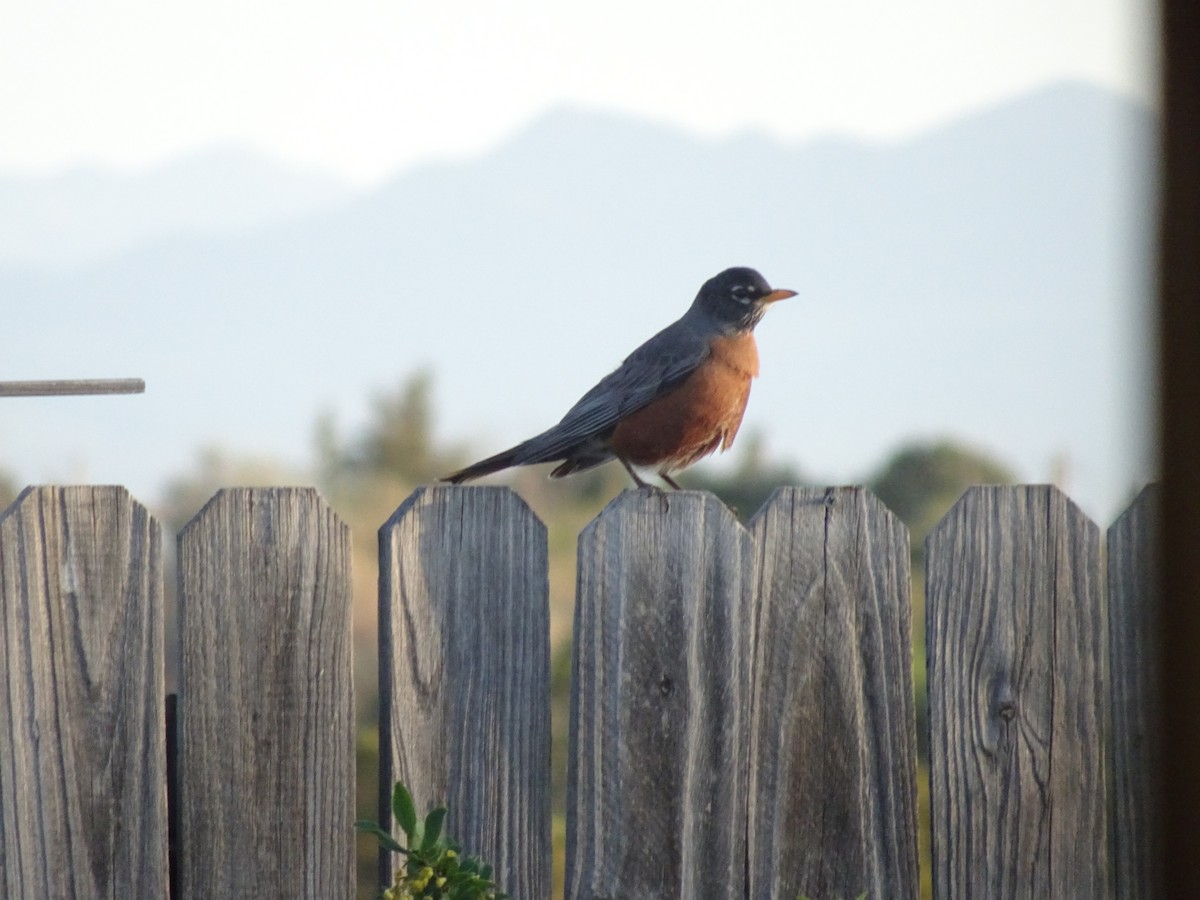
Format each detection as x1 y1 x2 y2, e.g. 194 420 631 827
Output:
360 370 436 480
316 371 469 512
868 439 1016 557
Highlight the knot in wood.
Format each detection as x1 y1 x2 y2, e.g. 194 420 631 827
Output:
989 673 1017 723
658 675 674 697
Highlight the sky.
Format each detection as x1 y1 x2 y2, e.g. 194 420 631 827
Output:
0 1 1160 523
1 0 1158 185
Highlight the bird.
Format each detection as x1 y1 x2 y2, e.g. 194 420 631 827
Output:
443 266 796 489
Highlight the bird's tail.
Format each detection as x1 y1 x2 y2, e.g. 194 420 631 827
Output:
441 446 524 484
441 427 597 483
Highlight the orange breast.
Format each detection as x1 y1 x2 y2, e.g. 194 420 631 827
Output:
609 332 758 470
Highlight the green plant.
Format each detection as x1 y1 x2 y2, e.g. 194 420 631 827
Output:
356 782 508 900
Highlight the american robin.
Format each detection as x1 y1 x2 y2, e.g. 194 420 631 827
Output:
443 266 795 489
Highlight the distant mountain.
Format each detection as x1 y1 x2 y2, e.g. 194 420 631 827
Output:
0 81 1157 520
0 147 352 268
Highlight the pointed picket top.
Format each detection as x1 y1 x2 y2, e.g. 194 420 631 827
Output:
384 482 545 530
568 487 753 900
176 487 354 899
925 484 1107 899
583 483 749 534
747 486 918 900
379 484 550 900
0 485 167 899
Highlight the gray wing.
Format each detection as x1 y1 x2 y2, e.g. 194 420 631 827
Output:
514 316 711 462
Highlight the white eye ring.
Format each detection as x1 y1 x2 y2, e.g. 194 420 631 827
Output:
732 286 752 304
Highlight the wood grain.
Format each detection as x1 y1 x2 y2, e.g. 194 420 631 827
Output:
0 486 167 898
176 488 354 899
747 487 919 899
926 485 1108 899
1108 485 1162 898
379 485 550 899
566 489 752 900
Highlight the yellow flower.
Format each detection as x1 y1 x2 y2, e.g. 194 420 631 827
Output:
411 866 435 892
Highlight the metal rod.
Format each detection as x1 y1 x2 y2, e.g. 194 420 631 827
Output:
0 378 145 397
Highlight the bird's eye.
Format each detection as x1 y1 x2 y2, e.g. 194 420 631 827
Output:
731 285 752 304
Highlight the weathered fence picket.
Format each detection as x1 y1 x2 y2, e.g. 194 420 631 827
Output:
567 490 753 899
926 485 1109 899
0 486 167 898
1108 485 1162 898
748 487 919 899
378 485 551 899
0 481 1162 899
176 488 354 898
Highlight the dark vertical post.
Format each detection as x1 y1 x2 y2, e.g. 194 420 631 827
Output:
1159 1 1200 890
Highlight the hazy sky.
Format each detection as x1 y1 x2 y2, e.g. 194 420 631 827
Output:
2 0 1157 183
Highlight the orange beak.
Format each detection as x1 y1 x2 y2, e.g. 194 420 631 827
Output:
762 289 797 304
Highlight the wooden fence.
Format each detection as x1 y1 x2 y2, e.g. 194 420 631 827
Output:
0 483 1158 898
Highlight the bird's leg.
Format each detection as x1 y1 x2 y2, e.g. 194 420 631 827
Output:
659 472 682 490
618 457 652 489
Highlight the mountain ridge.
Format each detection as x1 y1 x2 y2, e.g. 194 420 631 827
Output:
0 145 353 268
1 80 1156 520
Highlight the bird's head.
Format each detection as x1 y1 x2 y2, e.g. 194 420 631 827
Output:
692 266 796 332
